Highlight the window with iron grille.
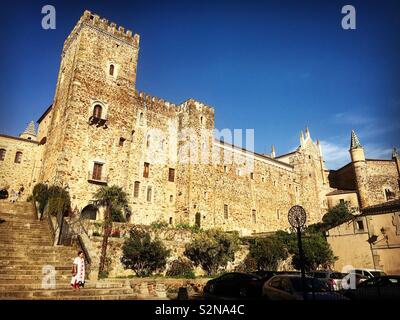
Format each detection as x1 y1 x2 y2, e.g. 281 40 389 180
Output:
224 204 229 219
93 104 102 119
0 149 5 161
14 152 22 164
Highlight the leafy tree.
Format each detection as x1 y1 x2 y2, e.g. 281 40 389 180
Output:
321 201 355 229
166 258 195 278
249 236 288 271
235 255 258 273
46 185 71 217
93 185 130 278
32 183 49 214
121 226 170 277
291 233 337 271
184 229 239 276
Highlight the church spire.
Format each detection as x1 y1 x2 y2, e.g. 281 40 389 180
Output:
350 130 362 149
20 121 37 141
392 146 398 159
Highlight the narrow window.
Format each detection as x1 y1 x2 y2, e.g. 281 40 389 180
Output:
0 149 5 161
109 64 115 76
146 135 151 148
276 209 280 220
224 204 229 219
252 210 257 224
139 112 144 125
143 162 150 178
134 181 140 198
204 192 208 200
146 186 152 202
195 212 201 228
262 177 265 182
168 168 175 182
250 172 254 180
92 163 103 180
200 116 204 125
169 217 173 225
119 137 126 146
169 195 173 203
93 104 102 119
14 152 22 164
224 165 227 173
356 220 364 231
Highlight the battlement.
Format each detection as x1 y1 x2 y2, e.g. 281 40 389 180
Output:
135 91 178 114
177 98 215 114
63 10 140 53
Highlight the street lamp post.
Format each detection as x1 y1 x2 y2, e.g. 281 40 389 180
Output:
288 205 307 301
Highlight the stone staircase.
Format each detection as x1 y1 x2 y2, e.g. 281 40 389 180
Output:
0 201 138 300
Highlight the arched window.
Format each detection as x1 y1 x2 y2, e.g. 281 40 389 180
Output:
0 149 6 161
93 104 102 119
139 112 144 125
109 64 115 76
14 152 22 164
200 116 204 125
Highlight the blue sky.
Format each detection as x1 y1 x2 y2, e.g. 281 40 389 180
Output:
0 0 399 169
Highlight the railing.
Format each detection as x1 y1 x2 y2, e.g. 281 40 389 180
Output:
47 211 56 244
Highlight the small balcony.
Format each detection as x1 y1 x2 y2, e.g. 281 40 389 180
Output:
89 115 108 128
87 171 108 185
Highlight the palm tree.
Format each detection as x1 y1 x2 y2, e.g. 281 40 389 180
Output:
92 185 130 277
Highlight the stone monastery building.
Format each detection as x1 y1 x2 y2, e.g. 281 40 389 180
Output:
1 11 399 236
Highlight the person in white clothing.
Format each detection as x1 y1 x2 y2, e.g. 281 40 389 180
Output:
71 251 85 290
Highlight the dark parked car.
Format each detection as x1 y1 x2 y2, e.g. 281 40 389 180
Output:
204 272 264 298
344 276 400 300
263 275 348 300
252 271 279 282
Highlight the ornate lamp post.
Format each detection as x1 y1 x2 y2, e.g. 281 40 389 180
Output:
288 205 307 300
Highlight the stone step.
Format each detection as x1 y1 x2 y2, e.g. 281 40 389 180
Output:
0 288 135 299
0 264 71 271
0 274 71 281
0 243 77 250
0 281 126 291
0 269 73 276
3 293 138 300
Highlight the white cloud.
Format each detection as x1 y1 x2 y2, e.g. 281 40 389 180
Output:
320 140 350 170
320 140 393 170
332 112 373 126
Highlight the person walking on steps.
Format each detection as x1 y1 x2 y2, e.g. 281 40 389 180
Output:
71 251 85 290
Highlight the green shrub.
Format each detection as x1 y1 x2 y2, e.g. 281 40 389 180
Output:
249 236 288 271
46 185 71 216
121 226 171 277
166 258 195 278
150 220 169 229
184 229 239 276
32 183 49 213
234 255 257 273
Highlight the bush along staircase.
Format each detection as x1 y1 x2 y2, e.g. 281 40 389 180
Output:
0 201 137 300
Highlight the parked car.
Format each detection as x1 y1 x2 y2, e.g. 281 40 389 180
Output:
263 275 348 300
344 276 400 300
348 268 387 279
341 272 369 289
252 271 279 282
204 272 264 298
309 270 346 291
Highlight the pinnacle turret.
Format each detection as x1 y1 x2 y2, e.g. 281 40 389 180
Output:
350 130 362 149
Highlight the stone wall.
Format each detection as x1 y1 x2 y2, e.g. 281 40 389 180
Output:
0 135 38 199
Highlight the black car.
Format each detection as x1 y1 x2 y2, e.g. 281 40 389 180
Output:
344 275 400 300
204 272 264 298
